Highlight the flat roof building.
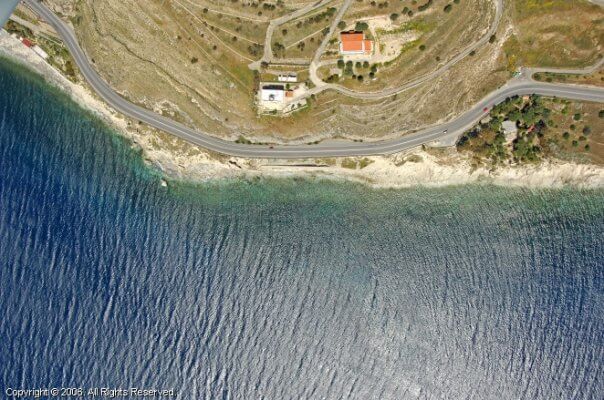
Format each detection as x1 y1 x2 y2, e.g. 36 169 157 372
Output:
260 85 285 102
32 45 49 60
278 74 297 83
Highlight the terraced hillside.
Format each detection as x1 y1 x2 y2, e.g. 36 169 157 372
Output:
32 0 604 142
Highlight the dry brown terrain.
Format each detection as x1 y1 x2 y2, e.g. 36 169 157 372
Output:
503 0 603 70
534 70 604 87
31 0 604 142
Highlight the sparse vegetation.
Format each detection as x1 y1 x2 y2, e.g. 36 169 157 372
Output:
42 0 602 144
458 95 604 165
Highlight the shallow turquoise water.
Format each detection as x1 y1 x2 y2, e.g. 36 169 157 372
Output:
0 57 603 399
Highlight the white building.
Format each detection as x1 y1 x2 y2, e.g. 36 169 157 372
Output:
32 45 48 60
277 74 297 83
260 85 285 102
502 120 518 143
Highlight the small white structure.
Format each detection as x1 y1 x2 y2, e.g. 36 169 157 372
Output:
502 120 518 143
32 45 48 60
277 74 297 83
260 85 285 102
502 120 518 134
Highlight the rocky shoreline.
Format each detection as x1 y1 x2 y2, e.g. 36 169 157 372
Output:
1 29 603 189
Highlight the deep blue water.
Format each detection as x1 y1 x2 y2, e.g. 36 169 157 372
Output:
0 57 603 399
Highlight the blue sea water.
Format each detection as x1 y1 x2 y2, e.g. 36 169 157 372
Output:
0 57 603 399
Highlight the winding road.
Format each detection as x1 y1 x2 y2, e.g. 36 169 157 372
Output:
9 0 604 159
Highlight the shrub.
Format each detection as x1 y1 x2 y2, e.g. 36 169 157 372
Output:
444 4 452 12
573 113 582 121
355 21 369 31
390 13 399 21
599 110 604 118
338 21 346 30
418 0 433 12
583 126 591 135
419 44 426 51
489 34 496 43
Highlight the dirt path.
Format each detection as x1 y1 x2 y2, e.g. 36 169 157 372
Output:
171 0 255 62
180 0 269 22
249 0 335 70
309 0 503 100
285 26 325 49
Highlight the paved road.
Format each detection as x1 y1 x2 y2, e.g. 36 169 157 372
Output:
524 58 604 76
13 0 604 159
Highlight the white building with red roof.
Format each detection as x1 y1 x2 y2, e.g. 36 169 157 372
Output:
339 31 373 56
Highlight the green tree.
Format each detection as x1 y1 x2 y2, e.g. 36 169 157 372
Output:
444 4 453 12
355 21 369 31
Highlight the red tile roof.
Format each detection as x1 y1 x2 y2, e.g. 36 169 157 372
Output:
341 32 365 43
340 31 373 54
21 38 33 47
